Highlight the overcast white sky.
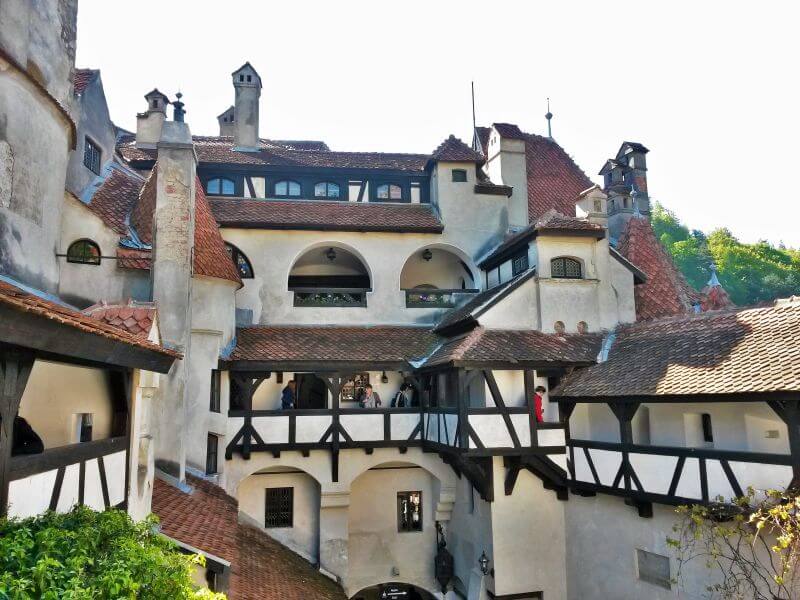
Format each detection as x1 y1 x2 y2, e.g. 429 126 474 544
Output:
76 1 799 246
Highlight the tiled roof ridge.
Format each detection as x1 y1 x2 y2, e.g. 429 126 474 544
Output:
431 134 484 162
73 68 99 94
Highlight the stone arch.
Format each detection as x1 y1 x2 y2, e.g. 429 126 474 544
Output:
399 242 478 291
287 240 373 291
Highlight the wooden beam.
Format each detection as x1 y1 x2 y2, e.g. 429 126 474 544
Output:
0 349 34 516
483 370 521 448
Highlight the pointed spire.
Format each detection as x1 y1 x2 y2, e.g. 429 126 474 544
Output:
545 97 553 138
707 263 721 287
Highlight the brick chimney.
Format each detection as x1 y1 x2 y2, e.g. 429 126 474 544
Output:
601 141 650 239
217 106 235 137
135 88 169 148
231 63 262 151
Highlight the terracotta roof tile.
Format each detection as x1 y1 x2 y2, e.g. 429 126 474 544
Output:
431 135 483 163
616 216 699 320
152 475 346 600
193 184 242 285
116 247 151 270
554 299 800 398
427 327 602 367
85 168 144 235
210 199 444 233
73 68 98 95
230 326 440 365
0 278 177 358
83 300 156 339
535 209 605 235
130 169 156 245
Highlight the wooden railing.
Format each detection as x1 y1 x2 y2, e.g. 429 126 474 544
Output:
567 439 794 505
7 436 128 518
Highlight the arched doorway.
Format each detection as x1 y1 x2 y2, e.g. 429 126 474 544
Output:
351 582 438 600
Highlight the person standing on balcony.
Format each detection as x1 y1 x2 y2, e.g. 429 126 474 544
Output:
281 380 296 410
533 386 546 423
361 384 382 408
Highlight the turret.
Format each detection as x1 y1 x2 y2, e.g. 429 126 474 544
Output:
135 88 169 148
601 141 650 239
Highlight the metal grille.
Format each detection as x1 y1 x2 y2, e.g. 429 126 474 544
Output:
265 487 294 528
397 491 422 532
551 257 582 279
83 137 101 174
511 252 529 276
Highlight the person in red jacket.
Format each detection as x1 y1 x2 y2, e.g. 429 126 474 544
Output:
533 386 547 423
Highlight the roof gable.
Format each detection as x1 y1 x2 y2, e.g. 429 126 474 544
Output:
431 135 483 163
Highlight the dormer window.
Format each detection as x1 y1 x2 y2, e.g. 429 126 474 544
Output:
206 177 235 196
275 180 301 197
239 74 244 82
551 257 582 279
376 183 403 201
314 182 340 199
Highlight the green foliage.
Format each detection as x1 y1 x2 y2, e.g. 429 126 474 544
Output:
669 488 800 600
651 203 800 305
0 506 226 600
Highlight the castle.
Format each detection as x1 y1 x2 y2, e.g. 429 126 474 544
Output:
1 3 798 599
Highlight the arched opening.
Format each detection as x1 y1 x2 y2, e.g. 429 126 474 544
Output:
400 245 477 308
550 256 583 279
237 466 322 564
224 242 254 279
351 583 438 600
289 244 371 307
66 239 101 265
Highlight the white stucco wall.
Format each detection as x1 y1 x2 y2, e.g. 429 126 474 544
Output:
18 360 113 448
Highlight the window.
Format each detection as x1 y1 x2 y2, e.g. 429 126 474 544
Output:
551 257 582 279
210 370 221 413
397 491 422 532
66 239 101 265
274 180 301 197
265 487 294 528
206 434 219 475
314 182 340 199
83 137 101 174
77 413 93 443
702 413 714 443
636 549 671 590
376 183 403 201
207 177 235 196
511 251 529 276
452 169 467 183
224 243 254 279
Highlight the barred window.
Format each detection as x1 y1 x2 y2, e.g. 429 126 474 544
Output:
66 239 101 265
83 137 101 174
511 251 529 276
397 491 422 532
265 487 294 528
551 257 582 279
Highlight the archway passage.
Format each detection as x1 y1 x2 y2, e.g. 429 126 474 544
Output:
351 582 438 600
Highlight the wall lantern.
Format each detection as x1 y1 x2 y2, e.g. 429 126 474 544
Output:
381 371 389 384
422 249 433 261
325 247 337 262
478 551 490 576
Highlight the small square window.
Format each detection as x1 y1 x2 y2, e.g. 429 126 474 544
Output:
511 252 529 276
265 487 294 528
397 491 422 532
210 370 221 413
206 434 219 475
636 549 670 589
452 169 467 183
83 137 101 175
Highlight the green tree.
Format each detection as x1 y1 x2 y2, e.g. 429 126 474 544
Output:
0 507 226 600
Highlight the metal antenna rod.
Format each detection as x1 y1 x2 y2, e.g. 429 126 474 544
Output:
471 81 477 132
545 97 553 138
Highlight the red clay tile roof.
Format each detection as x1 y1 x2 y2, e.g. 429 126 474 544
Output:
116 247 151 270
83 300 156 339
427 327 602 367
229 326 440 365
210 198 444 233
492 123 527 140
194 184 242 285
0 278 177 358
554 298 800 398
126 167 241 285
535 209 605 236
73 68 98 95
153 475 346 600
86 168 144 235
616 216 699 320
431 135 484 163
119 137 430 172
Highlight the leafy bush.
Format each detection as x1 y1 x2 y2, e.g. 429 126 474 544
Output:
0 507 226 599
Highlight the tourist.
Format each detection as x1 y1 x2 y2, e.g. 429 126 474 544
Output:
533 385 546 423
281 379 296 409
391 383 410 408
361 384 381 408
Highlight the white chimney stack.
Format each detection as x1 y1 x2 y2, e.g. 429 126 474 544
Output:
231 63 262 151
217 106 235 137
135 88 169 148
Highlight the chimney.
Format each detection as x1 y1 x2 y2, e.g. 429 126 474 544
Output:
217 106 235 137
602 141 650 239
484 123 529 229
575 185 608 227
231 62 262 151
135 88 169 148
150 109 196 481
